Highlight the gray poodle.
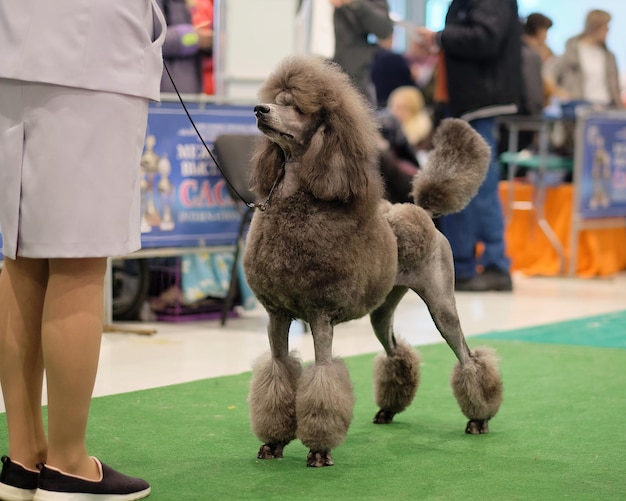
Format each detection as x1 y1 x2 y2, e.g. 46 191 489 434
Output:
243 55 503 467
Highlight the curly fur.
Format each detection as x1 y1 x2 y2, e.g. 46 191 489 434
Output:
249 56 383 211
248 353 302 446
451 347 503 421
373 340 421 414
412 119 491 217
296 359 354 452
244 55 503 466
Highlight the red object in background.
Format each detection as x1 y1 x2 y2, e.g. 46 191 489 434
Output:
192 0 214 95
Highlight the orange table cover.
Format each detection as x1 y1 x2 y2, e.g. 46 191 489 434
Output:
499 181 626 277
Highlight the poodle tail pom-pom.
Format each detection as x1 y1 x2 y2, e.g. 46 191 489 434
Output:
412 118 491 217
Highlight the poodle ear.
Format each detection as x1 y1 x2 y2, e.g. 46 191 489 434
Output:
249 137 284 198
299 124 370 203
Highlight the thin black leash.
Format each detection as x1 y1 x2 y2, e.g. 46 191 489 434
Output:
162 62 281 211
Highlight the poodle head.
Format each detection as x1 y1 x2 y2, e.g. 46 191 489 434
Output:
250 55 383 205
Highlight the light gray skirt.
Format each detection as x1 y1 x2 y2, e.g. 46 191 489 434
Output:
0 79 149 259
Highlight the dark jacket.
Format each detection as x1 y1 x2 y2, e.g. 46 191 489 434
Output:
333 0 394 103
370 48 417 108
438 0 522 119
521 41 545 115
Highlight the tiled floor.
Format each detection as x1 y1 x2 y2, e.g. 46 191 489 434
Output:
1 272 625 412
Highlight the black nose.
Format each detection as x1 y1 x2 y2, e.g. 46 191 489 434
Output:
254 104 270 116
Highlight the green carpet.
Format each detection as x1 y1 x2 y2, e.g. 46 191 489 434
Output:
476 310 626 348
2 312 626 500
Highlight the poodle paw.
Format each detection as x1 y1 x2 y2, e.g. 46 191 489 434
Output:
257 442 285 459
306 450 334 467
465 419 490 434
373 409 396 424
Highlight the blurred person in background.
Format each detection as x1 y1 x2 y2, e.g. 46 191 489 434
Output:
375 109 421 204
157 0 203 93
370 33 417 108
522 13 554 64
521 13 570 108
330 0 394 105
404 36 438 106
551 9 623 109
417 0 522 292
190 0 215 95
387 85 433 151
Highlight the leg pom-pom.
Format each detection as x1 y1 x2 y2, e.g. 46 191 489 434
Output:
248 353 302 449
372 340 421 424
296 358 355 453
450 347 503 434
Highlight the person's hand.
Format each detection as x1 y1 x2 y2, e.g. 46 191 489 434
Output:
194 20 213 51
196 27 213 51
415 27 437 51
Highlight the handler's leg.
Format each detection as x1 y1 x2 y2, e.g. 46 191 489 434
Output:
42 257 107 480
0 257 49 469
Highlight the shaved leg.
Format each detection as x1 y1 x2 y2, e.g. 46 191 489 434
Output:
43 257 107 480
370 286 408 355
0 257 48 469
412 235 471 365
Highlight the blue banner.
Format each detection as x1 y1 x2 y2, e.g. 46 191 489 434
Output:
578 112 626 219
140 101 258 247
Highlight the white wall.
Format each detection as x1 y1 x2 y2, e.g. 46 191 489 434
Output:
214 0 299 102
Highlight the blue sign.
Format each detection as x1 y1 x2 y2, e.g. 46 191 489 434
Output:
140 101 258 247
579 112 626 219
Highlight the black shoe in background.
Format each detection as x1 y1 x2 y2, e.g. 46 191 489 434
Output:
455 268 513 292
482 266 513 291
454 274 491 292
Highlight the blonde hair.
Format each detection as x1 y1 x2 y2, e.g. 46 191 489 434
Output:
388 86 425 116
387 86 432 147
584 9 611 35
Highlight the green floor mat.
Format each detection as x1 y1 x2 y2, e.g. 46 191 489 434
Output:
2 314 626 499
477 310 626 348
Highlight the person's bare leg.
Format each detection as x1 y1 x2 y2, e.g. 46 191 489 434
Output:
42 257 107 480
0 257 49 470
